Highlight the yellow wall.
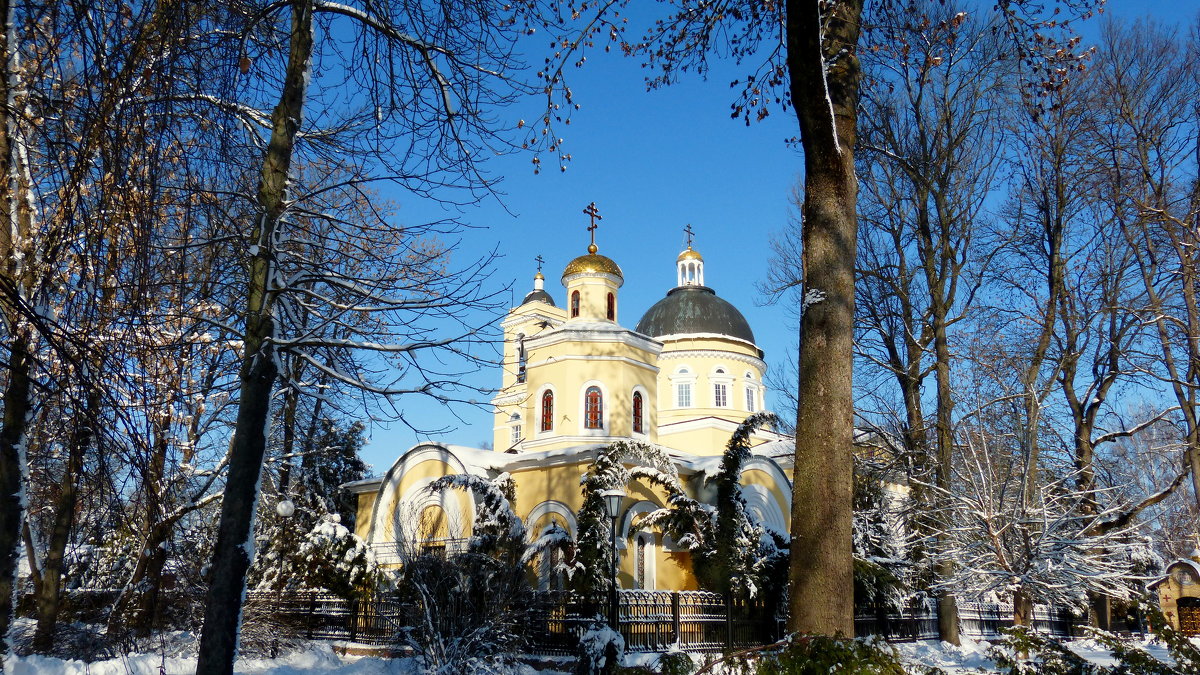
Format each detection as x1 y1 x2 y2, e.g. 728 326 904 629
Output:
564 274 621 323
354 492 377 539
1157 563 1200 633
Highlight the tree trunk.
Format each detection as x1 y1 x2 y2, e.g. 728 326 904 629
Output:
0 333 31 665
785 0 862 637
0 0 29 661
1013 588 1033 628
931 315 960 643
32 387 97 652
195 1 313 672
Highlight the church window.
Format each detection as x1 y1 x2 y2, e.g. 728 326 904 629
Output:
541 390 554 431
745 386 757 412
511 424 522 445
714 382 728 407
632 391 644 433
606 292 615 320
676 382 691 408
585 386 603 429
635 534 647 588
571 290 580 317
516 335 526 383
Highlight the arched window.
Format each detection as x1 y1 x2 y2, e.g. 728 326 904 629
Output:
674 367 693 408
606 292 615 320
632 391 644 434
516 334 526 383
634 532 654 589
509 413 522 446
541 390 554 432
712 366 731 407
585 386 603 429
570 290 580 318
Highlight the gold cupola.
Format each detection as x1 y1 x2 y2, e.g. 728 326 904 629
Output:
562 203 622 322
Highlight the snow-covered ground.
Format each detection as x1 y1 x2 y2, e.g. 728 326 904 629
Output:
1 635 1186 674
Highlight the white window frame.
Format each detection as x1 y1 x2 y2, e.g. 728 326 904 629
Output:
711 366 733 408
671 366 695 409
744 371 758 412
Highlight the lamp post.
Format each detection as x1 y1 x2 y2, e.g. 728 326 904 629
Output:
600 487 626 633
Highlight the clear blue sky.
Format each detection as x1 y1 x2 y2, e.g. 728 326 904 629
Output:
358 0 1200 474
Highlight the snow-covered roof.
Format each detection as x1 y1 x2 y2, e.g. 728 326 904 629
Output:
1142 557 1200 588
1148 558 1200 590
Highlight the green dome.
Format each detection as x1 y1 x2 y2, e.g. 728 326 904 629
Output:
635 286 755 343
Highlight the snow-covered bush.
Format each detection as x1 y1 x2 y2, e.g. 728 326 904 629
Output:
573 439 683 599
575 620 625 675
633 413 789 600
392 473 552 673
251 513 382 599
853 459 909 611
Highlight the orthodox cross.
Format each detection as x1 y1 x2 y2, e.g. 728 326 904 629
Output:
535 254 544 273
684 224 695 248
583 202 602 249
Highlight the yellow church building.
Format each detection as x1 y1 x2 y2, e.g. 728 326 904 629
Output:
345 227 796 592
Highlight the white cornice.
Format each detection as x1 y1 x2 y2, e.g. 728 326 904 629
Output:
658 348 766 372
527 353 660 374
657 414 787 442
502 309 564 330
526 323 663 355
561 271 623 287
656 332 760 351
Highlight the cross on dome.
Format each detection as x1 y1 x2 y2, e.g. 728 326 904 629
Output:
583 202 602 254
677 225 704 286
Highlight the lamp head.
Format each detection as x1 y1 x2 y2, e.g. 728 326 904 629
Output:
599 487 626 520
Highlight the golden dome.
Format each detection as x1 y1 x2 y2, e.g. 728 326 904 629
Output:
534 271 545 280
677 246 703 262
562 252 623 280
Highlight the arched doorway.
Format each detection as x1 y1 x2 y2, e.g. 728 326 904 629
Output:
1178 597 1200 636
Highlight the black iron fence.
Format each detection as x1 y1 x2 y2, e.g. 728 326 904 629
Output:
246 591 1079 653
853 600 1081 642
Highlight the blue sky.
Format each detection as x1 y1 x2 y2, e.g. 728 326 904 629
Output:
357 1 1200 473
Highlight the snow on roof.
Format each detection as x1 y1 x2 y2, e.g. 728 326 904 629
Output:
1148 558 1200 590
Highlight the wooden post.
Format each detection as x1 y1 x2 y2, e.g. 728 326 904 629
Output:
671 592 681 647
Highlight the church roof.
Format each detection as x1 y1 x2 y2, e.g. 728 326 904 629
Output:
635 285 755 344
521 288 556 306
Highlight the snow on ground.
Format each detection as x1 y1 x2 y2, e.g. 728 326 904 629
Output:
4 644 569 675
1 635 1191 674
893 636 997 673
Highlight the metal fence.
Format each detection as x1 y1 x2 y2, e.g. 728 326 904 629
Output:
854 601 1081 642
245 589 782 653
246 591 1079 653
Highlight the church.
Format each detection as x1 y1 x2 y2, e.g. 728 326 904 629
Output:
345 214 796 591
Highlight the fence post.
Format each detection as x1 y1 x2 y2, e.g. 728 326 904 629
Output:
349 598 358 643
307 593 317 640
725 592 733 651
671 592 681 646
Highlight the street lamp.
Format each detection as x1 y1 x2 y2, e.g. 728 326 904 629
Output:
600 487 626 633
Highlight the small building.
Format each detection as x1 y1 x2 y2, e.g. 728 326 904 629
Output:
345 224 796 591
1149 558 1200 635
